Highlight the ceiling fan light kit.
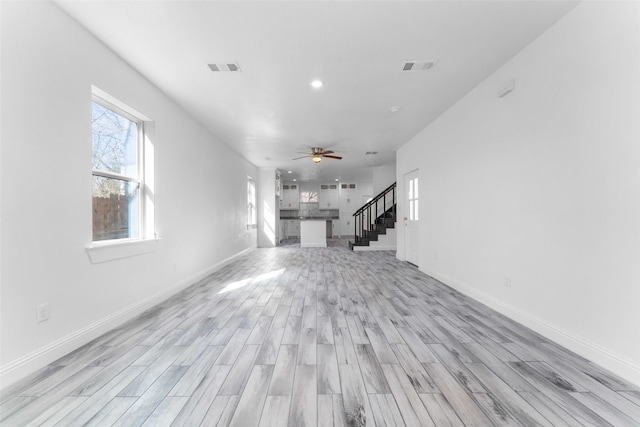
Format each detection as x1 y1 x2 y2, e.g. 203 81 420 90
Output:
294 147 343 163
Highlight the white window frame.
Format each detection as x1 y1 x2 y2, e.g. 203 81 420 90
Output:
91 98 143 241
87 86 157 263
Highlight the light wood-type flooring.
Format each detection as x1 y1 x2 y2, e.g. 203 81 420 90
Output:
2 238 640 426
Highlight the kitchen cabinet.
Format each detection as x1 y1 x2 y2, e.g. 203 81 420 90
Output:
331 219 340 237
281 184 299 210
279 221 285 243
339 183 357 211
339 213 354 237
319 184 339 209
285 220 300 237
300 220 326 248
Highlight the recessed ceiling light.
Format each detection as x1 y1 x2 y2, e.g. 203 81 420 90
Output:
310 80 323 89
287 170 292 173
293 178 297 181
335 178 339 181
390 106 401 113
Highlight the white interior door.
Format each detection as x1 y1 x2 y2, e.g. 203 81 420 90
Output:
404 170 419 266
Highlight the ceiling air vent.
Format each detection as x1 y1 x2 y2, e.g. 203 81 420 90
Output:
402 60 436 71
208 62 242 72
365 151 378 155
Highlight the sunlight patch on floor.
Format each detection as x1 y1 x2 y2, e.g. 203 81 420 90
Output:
218 268 285 294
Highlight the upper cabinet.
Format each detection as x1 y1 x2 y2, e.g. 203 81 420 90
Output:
339 183 357 211
319 183 339 209
281 184 299 210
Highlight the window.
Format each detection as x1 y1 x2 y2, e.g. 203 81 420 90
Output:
92 92 150 242
408 177 419 221
300 192 318 202
247 176 256 228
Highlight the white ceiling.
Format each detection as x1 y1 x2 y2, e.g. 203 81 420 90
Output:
54 0 578 183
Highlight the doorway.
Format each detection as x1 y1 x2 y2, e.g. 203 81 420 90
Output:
404 170 419 266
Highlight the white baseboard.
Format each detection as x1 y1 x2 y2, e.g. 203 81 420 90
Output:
353 245 397 251
0 245 257 392
422 267 640 389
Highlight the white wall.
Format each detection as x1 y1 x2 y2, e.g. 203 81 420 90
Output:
0 1 257 388
358 181 373 201
397 1 640 386
373 161 396 195
258 168 278 248
299 181 320 194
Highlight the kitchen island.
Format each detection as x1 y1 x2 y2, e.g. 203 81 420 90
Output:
300 220 327 247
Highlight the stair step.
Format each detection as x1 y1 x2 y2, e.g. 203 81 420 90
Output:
353 236 370 246
353 227 397 252
376 217 395 224
350 242 369 249
363 230 379 241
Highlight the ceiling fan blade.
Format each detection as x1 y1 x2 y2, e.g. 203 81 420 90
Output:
292 155 313 160
323 155 342 160
320 150 335 155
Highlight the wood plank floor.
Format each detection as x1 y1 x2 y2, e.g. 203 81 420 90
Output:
2 238 640 426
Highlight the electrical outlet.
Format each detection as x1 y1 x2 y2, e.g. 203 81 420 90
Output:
36 303 50 323
504 276 512 288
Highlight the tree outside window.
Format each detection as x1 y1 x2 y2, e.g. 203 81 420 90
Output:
300 192 317 203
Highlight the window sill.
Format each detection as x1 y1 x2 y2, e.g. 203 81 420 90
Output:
86 237 160 264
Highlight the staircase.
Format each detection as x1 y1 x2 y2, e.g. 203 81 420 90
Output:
349 182 397 251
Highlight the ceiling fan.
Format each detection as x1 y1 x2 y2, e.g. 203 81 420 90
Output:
293 147 342 163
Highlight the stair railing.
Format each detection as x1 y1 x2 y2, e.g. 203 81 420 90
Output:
353 182 396 244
